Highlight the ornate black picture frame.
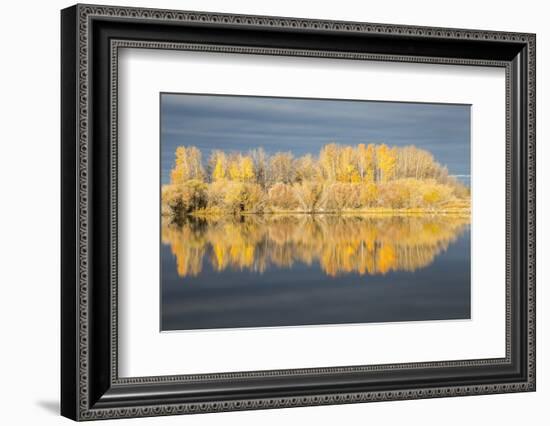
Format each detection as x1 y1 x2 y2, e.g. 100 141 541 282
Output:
61 4 536 421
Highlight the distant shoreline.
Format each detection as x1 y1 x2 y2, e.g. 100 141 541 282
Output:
185 207 471 219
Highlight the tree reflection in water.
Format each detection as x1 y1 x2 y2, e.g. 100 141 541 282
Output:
161 215 470 278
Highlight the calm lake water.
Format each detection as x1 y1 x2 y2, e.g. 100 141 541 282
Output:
161 215 471 331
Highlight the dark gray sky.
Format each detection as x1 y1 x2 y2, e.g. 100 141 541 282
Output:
160 93 470 185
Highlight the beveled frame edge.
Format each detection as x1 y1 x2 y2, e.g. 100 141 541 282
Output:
61 3 536 421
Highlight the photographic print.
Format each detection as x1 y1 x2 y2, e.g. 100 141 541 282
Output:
160 93 471 331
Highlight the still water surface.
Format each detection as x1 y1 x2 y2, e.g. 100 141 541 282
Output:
161 215 470 331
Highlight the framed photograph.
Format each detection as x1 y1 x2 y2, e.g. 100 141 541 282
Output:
61 4 536 421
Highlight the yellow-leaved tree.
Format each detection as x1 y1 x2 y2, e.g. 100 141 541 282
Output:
210 150 227 181
319 143 340 181
338 146 360 183
240 156 255 182
376 144 397 183
228 154 255 182
170 146 204 184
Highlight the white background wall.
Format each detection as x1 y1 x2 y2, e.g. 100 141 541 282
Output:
0 0 546 424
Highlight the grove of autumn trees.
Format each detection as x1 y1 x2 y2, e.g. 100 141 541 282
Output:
161 143 470 218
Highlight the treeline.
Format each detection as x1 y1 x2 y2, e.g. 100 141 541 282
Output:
162 143 470 218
